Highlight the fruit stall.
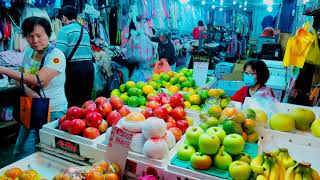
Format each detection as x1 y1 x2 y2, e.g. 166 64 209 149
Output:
1 69 320 180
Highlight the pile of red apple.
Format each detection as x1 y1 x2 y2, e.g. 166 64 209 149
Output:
141 93 190 141
59 96 131 139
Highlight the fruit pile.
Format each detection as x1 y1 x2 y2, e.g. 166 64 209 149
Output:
200 107 262 143
1 168 42 180
141 93 191 141
117 112 177 160
269 108 320 138
250 148 319 180
176 125 251 172
58 96 130 139
54 161 121 180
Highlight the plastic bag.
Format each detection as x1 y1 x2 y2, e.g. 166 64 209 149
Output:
154 59 171 74
306 27 320 65
283 22 315 68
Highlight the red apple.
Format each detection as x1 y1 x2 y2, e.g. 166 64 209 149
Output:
66 106 83 119
85 112 103 128
110 96 124 110
95 96 108 107
153 106 169 120
147 96 161 103
171 106 186 120
176 120 189 133
83 127 101 139
162 104 173 113
59 115 67 125
160 96 170 105
98 102 113 117
106 111 122 126
146 100 160 110
167 119 176 129
169 127 183 141
98 120 108 133
158 93 168 98
82 100 96 109
170 93 184 108
83 106 99 117
142 107 153 118
59 119 71 131
117 106 131 117
68 119 86 135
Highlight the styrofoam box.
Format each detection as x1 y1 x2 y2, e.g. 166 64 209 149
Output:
257 127 320 172
217 80 245 96
0 152 77 179
39 129 105 162
215 62 235 79
42 120 105 146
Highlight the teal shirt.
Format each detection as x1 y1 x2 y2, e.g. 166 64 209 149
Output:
56 22 92 62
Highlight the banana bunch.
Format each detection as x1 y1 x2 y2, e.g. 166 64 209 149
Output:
251 152 285 180
272 148 296 169
285 162 320 180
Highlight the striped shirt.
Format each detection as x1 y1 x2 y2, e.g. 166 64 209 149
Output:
56 22 92 62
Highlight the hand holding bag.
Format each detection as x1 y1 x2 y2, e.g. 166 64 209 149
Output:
20 73 50 129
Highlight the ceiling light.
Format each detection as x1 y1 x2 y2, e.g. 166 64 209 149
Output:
244 1 247 5
233 0 236 5
267 6 273 12
219 7 223 11
239 4 242 8
201 0 206 5
212 5 216 9
244 7 247 10
179 0 190 3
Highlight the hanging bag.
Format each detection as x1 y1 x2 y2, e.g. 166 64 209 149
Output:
306 27 320 65
154 59 171 74
19 73 50 129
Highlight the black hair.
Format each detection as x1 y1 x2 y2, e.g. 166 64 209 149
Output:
59 5 77 20
244 60 270 85
128 20 136 39
198 20 204 26
21 16 52 38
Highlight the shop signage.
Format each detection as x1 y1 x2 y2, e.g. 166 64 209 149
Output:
192 51 210 87
55 137 80 155
105 126 133 178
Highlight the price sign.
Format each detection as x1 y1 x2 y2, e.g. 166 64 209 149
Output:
192 52 210 87
55 137 80 155
105 126 133 178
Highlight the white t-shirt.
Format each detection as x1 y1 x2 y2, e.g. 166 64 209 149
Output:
21 46 67 112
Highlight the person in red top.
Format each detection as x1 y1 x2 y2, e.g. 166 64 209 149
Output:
192 20 206 40
231 60 275 103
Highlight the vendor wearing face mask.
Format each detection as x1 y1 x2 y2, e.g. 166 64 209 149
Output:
231 60 275 103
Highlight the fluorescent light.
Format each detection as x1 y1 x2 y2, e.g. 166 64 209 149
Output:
244 7 247 10
212 5 216 9
267 6 273 12
201 0 206 5
263 0 273 6
239 4 242 8
219 7 223 11
179 0 190 3
244 1 247 6
233 0 236 5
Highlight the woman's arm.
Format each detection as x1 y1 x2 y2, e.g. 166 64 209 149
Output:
0 66 59 87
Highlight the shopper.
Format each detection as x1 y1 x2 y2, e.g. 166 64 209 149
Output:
192 20 206 40
0 16 67 159
56 5 94 107
231 60 275 103
146 30 176 71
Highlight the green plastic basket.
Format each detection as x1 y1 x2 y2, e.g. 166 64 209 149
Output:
170 143 258 179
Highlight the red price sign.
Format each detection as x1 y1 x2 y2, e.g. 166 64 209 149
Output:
105 126 133 178
55 137 80 155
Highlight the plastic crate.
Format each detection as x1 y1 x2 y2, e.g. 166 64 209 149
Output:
257 127 320 172
0 152 77 179
215 62 234 79
217 80 245 96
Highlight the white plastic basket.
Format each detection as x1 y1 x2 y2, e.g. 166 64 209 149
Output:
257 127 320 172
0 152 77 179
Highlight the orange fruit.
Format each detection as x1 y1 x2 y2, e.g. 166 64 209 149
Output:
168 85 179 93
222 107 238 118
243 119 256 134
107 163 121 175
242 132 248 141
247 131 259 143
142 85 154 95
98 162 109 171
94 166 104 174
104 173 119 180
84 170 104 180
5 168 23 179
189 94 201 105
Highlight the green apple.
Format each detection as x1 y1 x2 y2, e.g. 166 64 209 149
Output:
289 108 315 131
311 119 320 137
243 108 256 119
228 161 251 180
223 120 243 134
177 144 196 161
214 145 232 170
234 152 252 164
206 126 226 144
206 117 219 127
269 113 295 132
200 112 210 121
223 134 245 155
185 126 204 147
199 133 220 155
207 105 222 118
190 152 212 170
199 122 209 130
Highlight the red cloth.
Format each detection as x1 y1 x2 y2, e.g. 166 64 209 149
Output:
192 26 206 40
231 86 275 104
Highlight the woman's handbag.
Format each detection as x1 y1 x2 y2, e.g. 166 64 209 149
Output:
19 73 50 129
